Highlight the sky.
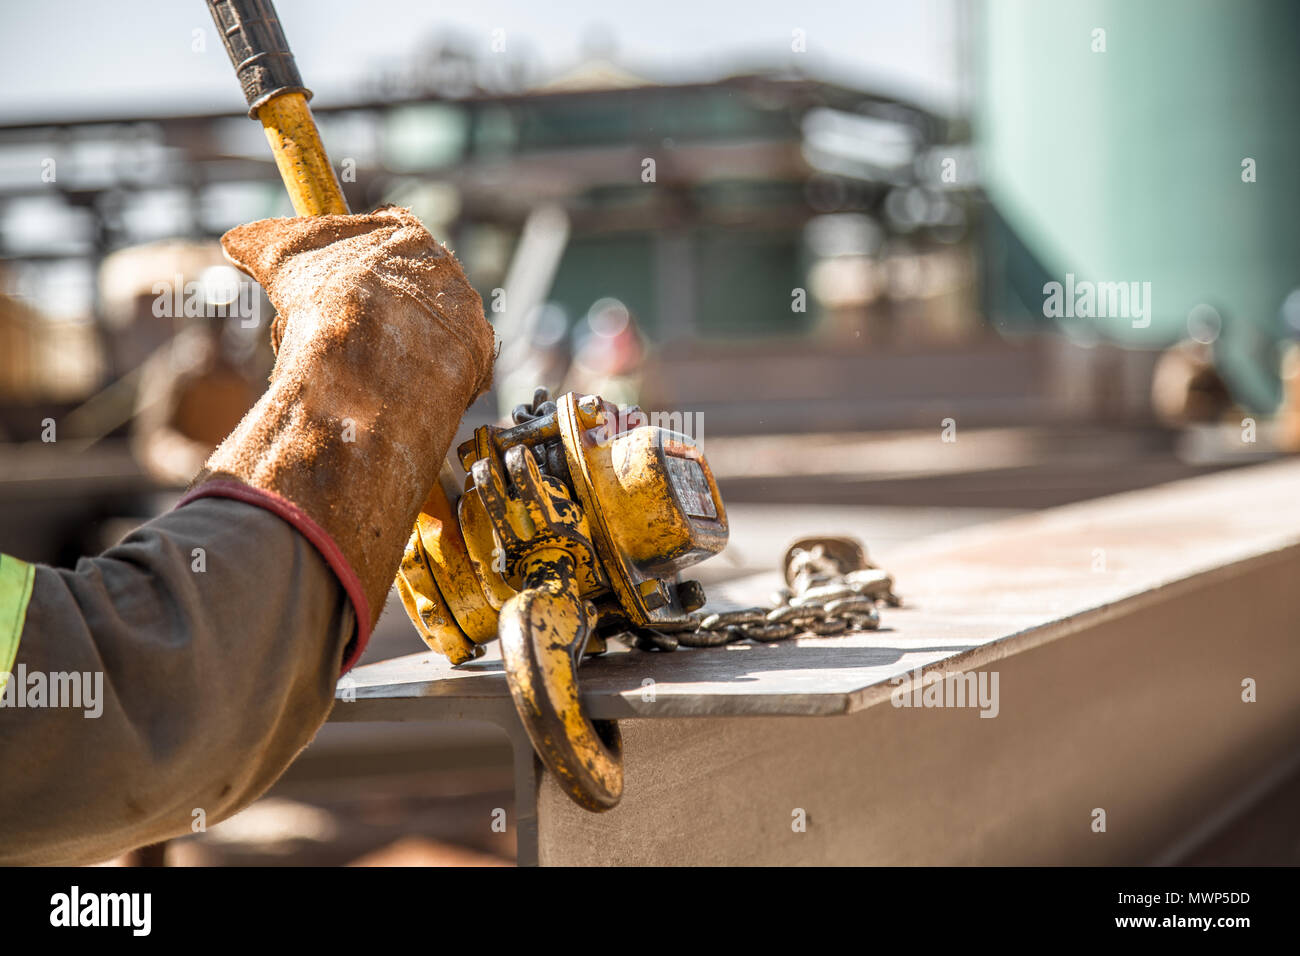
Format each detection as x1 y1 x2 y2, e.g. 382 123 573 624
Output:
0 0 965 123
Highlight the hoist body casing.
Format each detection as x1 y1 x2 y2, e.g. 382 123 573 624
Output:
397 391 728 666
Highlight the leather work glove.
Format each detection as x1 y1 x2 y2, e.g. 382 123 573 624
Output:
185 206 495 669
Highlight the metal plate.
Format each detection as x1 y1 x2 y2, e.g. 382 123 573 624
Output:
665 455 717 519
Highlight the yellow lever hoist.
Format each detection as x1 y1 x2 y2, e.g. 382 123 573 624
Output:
398 390 727 810
209 0 729 811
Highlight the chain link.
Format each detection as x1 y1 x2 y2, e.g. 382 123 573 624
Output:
630 539 900 651
511 386 558 425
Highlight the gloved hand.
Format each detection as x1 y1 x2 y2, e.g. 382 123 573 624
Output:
188 206 495 665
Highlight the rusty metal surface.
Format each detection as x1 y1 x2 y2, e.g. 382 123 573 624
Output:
335 458 1300 724
536 543 1300 865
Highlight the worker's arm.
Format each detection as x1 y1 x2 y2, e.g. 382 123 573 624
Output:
0 497 351 865
0 207 494 865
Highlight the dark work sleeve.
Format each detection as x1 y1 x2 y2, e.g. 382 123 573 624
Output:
0 497 353 865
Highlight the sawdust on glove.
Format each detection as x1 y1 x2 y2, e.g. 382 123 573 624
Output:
194 206 495 630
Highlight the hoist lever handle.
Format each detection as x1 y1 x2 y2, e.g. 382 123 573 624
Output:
206 0 348 216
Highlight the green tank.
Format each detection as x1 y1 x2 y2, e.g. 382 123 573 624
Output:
979 0 1300 411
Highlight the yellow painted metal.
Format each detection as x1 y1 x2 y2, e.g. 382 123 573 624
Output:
498 550 623 811
395 528 480 665
555 394 646 622
457 488 515 610
588 426 727 574
408 393 726 657
413 482 499 647
466 440 622 807
255 92 348 216
397 388 728 811
473 444 605 598
555 392 726 625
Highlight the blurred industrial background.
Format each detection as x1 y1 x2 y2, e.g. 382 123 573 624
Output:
3 0 1298 865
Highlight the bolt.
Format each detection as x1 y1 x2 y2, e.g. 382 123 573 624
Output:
576 394 605 429
638 579 669 610
457 438 478 470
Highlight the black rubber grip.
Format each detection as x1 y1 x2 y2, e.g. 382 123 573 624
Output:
206 0 311 117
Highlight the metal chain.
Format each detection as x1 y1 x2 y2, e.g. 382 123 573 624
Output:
628 541 901 651
511 386 557 425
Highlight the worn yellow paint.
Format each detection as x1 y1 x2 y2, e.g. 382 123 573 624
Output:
499 558 622 810
414 484 501 646
457 489 515 610
555 394 645 621
257 92 348 216
396 529 481 665
557 393 727 624
396 389 727 810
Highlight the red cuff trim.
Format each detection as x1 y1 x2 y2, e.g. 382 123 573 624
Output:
176 480 373 674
